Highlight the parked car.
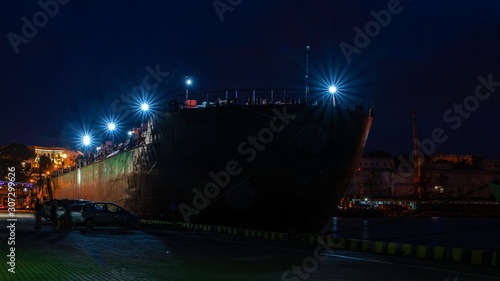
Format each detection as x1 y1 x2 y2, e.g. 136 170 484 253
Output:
70 204 87 225
43 199 91 221
80 202 141 228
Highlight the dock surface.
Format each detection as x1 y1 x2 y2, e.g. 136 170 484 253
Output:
1 213 499 280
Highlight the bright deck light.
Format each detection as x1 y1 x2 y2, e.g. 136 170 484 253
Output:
107 122 116 131
83 135 91 146
141 103 149 111
328 86 337 94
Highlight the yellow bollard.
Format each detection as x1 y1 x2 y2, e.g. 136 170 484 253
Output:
349 240 358 251
417 246 427 259
388 243 397 255
471 250 482 265
433 247 444 260
362 241 370 252
451 248 463 262
402 244 412 256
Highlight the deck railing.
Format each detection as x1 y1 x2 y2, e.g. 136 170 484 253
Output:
167 88 334 109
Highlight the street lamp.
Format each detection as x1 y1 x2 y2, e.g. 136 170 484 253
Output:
328 85 337 106
185 74 192 107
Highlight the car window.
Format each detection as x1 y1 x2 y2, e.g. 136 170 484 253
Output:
106 204 119 213
94 203 105 211
85 203 105 211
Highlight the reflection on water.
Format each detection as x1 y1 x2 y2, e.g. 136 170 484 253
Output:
327 217 500 251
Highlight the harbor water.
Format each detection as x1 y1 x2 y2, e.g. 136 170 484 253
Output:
327 217 500 251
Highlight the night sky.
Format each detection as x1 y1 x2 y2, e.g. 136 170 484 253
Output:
1 0 499 158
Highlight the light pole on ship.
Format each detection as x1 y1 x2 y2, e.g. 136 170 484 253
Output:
185 74 192 108
329 85 337 106
82 134 91 165
107 122 116 152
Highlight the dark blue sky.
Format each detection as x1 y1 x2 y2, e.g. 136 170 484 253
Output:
1 0 500 158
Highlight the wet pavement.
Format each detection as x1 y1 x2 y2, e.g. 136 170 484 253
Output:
0 213 499 280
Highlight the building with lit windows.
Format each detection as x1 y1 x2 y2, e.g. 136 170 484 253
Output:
27 146 79 176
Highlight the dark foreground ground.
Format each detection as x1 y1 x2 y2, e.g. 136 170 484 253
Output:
0 213 499 281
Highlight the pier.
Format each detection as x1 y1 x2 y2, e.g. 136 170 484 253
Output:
1 213 498 280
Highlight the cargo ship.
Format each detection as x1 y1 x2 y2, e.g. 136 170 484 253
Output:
51 89 373 234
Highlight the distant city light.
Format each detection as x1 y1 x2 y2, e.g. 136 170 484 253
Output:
328 86 337 94
141 103 149 111
83 135 91 146
186 79 192 85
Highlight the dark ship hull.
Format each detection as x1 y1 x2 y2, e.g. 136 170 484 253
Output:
489 181 500 205
52 94 373 234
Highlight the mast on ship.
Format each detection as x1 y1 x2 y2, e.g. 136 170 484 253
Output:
412 110 426 199
305 45 310 101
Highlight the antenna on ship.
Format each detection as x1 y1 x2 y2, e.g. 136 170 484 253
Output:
412 110 426 199
305 45 310 101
